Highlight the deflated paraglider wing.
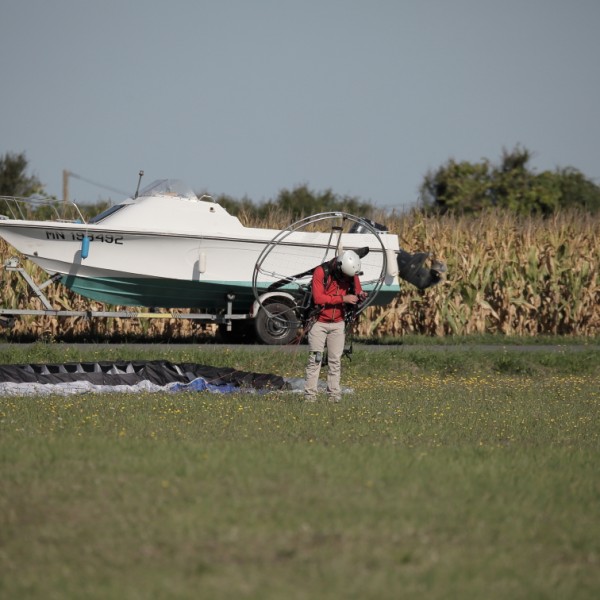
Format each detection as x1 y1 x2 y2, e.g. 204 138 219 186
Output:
396 250 447 290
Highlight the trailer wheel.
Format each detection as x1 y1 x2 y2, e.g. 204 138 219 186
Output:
254 301 299 345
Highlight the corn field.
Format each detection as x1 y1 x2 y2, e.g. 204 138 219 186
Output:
356 209 599 338
0 209 598 340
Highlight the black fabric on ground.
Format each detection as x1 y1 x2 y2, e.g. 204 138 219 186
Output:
0 360 288 390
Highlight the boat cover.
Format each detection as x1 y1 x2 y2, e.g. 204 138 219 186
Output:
0 360 291 396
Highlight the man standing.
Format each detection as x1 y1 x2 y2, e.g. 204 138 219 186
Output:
304 250 365 403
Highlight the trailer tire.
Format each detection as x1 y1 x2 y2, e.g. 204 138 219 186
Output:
254 301 299 345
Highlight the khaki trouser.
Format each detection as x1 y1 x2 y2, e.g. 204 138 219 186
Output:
304 320 345 401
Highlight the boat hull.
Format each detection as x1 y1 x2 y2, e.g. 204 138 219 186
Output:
61 274 399 310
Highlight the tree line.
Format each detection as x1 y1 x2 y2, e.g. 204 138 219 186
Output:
420 146 600 215
2 147 599 219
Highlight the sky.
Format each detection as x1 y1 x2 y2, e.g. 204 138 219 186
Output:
1 0 599 210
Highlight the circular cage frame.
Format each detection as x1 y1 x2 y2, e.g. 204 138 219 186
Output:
252 212 389 329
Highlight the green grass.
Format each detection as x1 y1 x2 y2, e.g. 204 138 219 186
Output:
1 343 599 599
359 333 600 346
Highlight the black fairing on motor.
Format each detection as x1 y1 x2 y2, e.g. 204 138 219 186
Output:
396 250 444 290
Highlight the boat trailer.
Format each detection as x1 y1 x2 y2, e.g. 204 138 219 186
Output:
0 257 251 333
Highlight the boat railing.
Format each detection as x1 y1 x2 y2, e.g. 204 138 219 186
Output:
0 195 84 222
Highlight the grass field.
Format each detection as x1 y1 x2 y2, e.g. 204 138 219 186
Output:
1 343 599 599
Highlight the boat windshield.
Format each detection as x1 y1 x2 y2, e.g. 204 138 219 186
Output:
138 179 198 200
88 180 200 224
88 203 129 224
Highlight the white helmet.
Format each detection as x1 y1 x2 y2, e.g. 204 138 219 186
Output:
338 250 362 277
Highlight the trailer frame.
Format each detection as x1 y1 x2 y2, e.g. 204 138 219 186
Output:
0 257 251 332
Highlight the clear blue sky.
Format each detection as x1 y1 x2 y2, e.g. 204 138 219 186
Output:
1 0 599 209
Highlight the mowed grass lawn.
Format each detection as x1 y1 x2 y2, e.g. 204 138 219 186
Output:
1 343 599 600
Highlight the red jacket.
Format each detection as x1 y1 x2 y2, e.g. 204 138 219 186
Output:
311 263 363 323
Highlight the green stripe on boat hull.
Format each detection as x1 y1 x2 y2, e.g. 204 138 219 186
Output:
61 275 257 310
61 275 400 310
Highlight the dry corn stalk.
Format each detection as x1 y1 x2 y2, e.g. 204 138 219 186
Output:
360 208 599 337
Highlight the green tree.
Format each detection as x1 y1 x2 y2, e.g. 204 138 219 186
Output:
419 158 493 213
0 151 44 197
269 184 374 219
420 146 600 215
491 147 561 215
552 167 600 212
211 184 375 221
